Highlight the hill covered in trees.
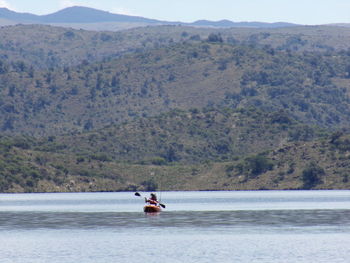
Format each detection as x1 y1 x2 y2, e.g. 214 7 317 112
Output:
0 111 349 193
0 24 350 192
1 24 350 69
1 38 350 136
44 108 324 164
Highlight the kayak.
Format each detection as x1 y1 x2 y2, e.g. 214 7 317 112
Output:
144 205 162 213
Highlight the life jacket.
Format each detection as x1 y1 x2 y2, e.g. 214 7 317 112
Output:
148 198 158 205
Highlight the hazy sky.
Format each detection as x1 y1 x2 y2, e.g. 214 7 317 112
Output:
0 0 349 25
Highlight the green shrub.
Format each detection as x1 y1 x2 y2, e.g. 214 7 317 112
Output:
90 154 112 162
234 153 274 177
76 157 85 163
150 157 167 165
244 154 274 177
301 162 324 189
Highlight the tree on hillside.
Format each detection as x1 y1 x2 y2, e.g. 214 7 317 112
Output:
207 33 223 43
301 162 324 189
84 119 94 131
235 153 274 178
0 60 9 74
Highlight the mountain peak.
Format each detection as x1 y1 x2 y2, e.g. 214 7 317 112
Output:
0 6 298 29
40 6 159 24
0 7 40 22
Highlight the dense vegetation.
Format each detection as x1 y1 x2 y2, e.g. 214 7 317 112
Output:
1 25 350 70
44 108 325 164
1 38 350 136
1 129 350 192
0 24 350 192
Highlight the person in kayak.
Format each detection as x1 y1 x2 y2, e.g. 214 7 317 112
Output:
145 193 159 206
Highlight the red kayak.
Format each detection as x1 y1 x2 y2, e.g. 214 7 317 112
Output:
144 205 162 213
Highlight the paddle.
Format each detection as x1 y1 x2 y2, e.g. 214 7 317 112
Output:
134 192 166 208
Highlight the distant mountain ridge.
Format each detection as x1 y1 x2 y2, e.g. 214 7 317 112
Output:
41 6 162 24
191 19 296 28
0 6 162 24
0 6 297 28
0 7 39 22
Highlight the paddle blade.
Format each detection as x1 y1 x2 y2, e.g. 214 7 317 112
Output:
159 203 166 208
134 192 141 197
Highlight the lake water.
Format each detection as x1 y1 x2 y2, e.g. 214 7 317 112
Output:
0 190 349 263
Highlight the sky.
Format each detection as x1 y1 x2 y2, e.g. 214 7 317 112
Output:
0 0 349 25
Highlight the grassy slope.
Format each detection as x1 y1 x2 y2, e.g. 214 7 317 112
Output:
1 40 350 136
1 25 350 69
1 25 350 192
1 132 350 193
47 108 324 163
3 108 350 193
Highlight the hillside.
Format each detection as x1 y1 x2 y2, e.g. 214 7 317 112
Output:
0 40 350 136
1 115 349 193
0 24 350 192
0 24 188 69
182 132 350 191
37 108 325 164
1 24 350 70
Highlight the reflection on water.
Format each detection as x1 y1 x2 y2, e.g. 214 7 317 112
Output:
0 209 349 233
0 191 349 263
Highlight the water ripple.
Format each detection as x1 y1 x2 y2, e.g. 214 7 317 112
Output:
0 209 349 231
